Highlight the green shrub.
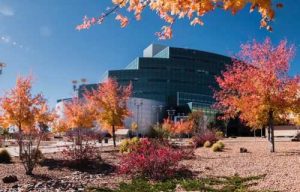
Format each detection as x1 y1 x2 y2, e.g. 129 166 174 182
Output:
216 141 225 149
149 124 170 139
203 141 212 148
87 175 269 192
131 137 139 144
119 137 140 153
211 143 222 152
215 131 224 138
180 179 206 191
0 149 11 163
119 139 130 153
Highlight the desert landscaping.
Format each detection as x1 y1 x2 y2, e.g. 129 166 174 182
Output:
1 137 300 192
1 1 300 191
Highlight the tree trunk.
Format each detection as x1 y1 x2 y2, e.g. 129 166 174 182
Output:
112 125 116 147
225 124 228 138
25 169 33 175
267 125 271 141
18 127 23 160
269 110 275 153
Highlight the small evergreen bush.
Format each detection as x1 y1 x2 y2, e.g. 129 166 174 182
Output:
211 143 222 152
149 124 170 139
119 137 140 153
203 141 212 148
0 149 11 163
216 141 225 149
215 131 224 138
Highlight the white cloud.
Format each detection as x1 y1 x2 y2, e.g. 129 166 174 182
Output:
0 34 25 50
0 5 14 16
1 35 11 43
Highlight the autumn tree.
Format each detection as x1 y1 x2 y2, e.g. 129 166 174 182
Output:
63 97 95 144
0 76 55 174
162 118 194 136
187 110 205 133
61 97 100 163
86 78 132 147
77 0 283 39
214 38 300 152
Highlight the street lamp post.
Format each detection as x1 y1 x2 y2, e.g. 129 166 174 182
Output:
152 105 163 125
134 99 143 135
167 109 175 120
72 80 78 92
0 62 6 75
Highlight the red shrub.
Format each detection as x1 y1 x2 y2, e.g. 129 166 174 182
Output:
62 142 101 163
62 128 102 166
119 138 183 180
192 130 218 148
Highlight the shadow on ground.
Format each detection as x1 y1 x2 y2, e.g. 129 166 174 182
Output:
40 158 116 175
275 150 300 156
29 174 53 181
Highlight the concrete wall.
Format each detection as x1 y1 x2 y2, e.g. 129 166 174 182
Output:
125 97 165 135
266 126 300 137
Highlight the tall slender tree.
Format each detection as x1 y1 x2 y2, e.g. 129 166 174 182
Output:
0 76 54 174
187 110 205 133
86 78 132 147
63 97 95 144
214 38 300 152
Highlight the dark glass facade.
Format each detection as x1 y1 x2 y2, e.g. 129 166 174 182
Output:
75 45 232 128
63 44 233 133
102 45 231 110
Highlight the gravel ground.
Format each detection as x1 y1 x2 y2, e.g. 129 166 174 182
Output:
1 138 300 191
185 138 300 192
0 151 127 192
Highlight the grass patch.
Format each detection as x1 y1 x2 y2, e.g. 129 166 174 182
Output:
87 174 275 192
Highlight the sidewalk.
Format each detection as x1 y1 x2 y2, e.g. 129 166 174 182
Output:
1 139 119 157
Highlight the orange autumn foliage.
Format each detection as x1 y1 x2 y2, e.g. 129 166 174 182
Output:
63 97 95 130
162 118 194 135
77 0 282 39
0 76 55 134
51 118 68 133
214 38 300 129
0 76 55 161
85 78 132 146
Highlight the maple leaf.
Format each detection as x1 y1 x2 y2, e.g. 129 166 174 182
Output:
115 14 129 28
190 17 204 26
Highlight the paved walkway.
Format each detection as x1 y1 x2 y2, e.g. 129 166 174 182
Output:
1 139 119 157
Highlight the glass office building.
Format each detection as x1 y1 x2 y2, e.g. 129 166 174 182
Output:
76 44 232 134
103 45 230 107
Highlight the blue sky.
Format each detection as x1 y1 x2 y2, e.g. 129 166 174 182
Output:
0 0 299 107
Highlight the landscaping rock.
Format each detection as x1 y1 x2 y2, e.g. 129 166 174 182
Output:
240 147 248 153
2 175 18 183
35 181 44 188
